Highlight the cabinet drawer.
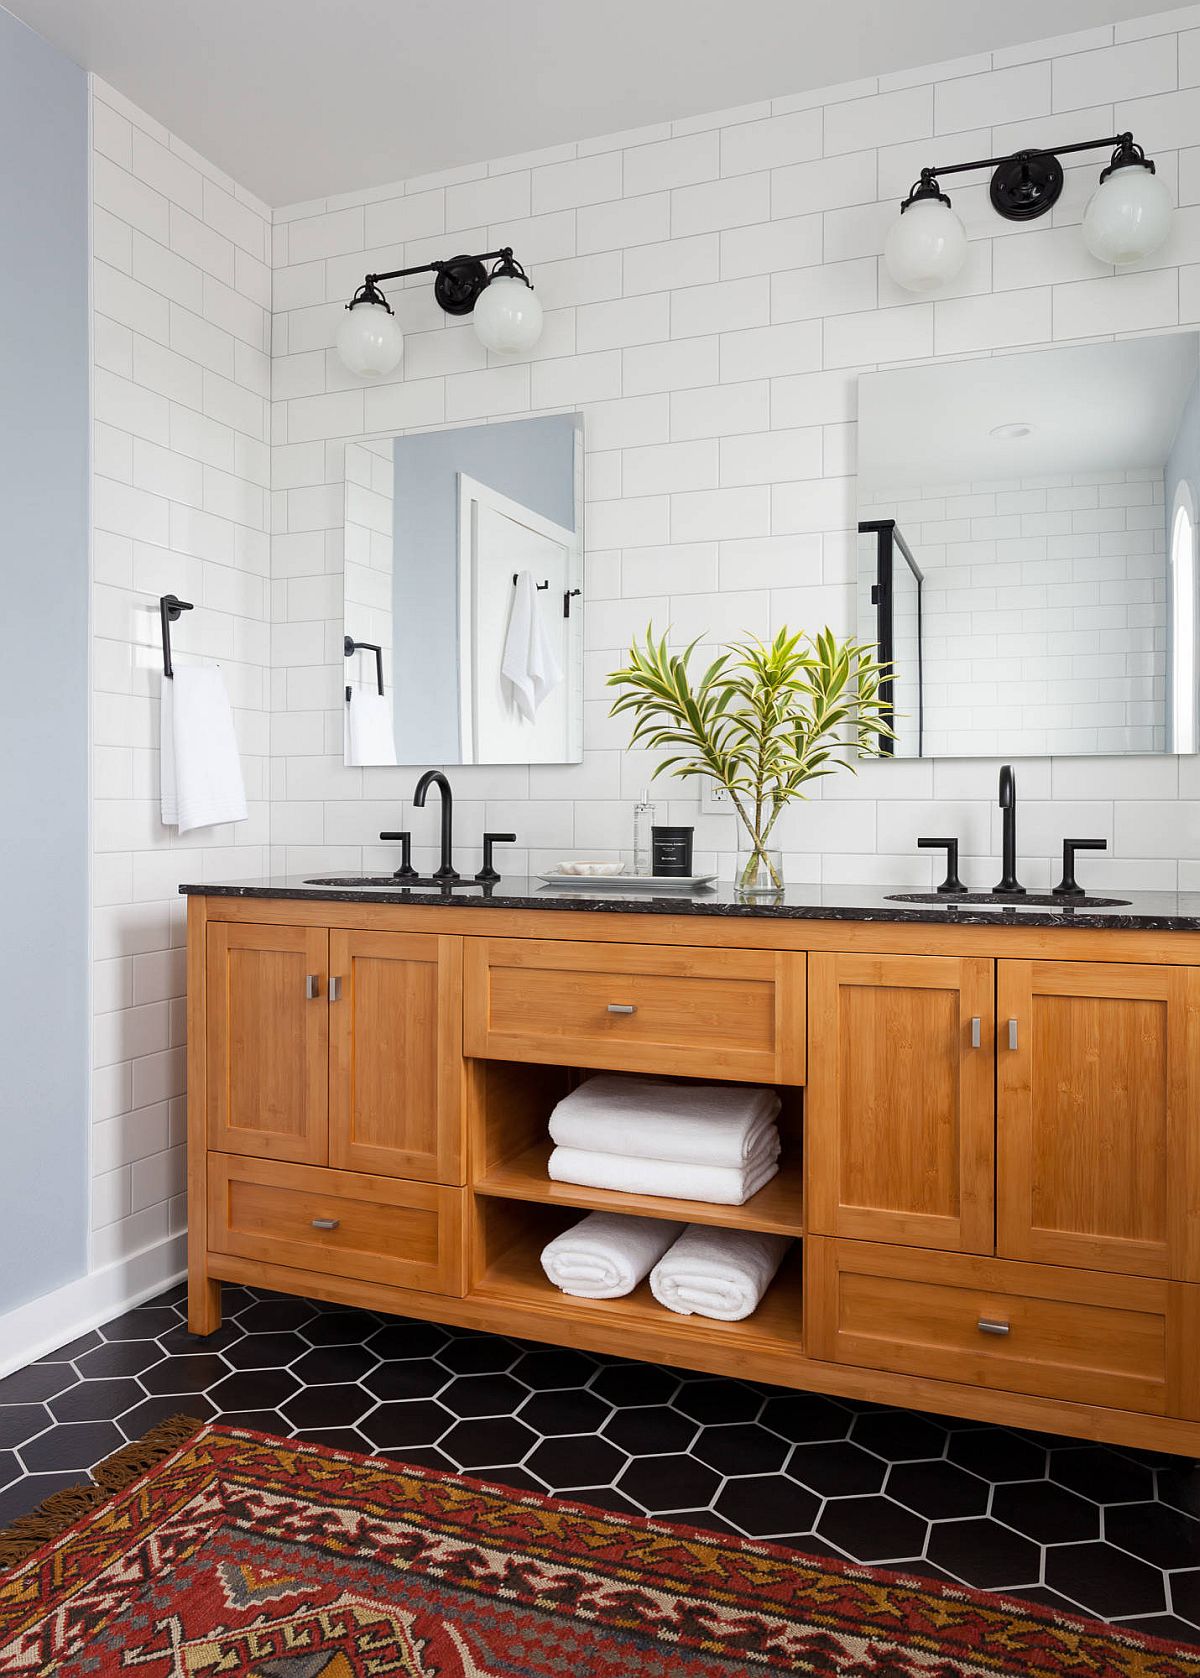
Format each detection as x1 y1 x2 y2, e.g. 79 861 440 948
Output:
806 1238 1200 1418
207 1154 464 1296
464 937 805 1083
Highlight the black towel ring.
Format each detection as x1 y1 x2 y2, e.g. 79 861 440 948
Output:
160 595 194 678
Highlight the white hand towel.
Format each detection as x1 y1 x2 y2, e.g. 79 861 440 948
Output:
160 667 247 835
550 1074 783 1168
346 687 397 766
540 1211 683 1299
501 571 564 722
650 1225 792 1322
547 1140 780 1207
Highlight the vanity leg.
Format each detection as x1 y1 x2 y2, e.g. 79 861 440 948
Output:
188 1272 221 1336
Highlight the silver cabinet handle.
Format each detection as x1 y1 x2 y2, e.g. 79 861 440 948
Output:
311 1218 340 1231
607 1003 636 1015
329 975 342 1002
305 973 319 1000
970 1016 981 1049
1008 1018 1018 1051
977 1319 1010 1336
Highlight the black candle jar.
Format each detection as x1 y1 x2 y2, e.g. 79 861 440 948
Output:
651 826 694 876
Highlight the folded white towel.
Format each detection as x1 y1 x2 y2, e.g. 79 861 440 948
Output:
160 666 248 835
502 571 564 722
547 1141 780 1206
650 1225 792 1322
346 686 397 766
540 1211 682 1299
550 1074 782 1168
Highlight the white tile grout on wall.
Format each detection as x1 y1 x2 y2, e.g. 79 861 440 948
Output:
89 79 272 1272
266 7 1200 899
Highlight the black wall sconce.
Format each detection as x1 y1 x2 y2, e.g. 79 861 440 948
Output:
335 246 542 378
885 130 1172 292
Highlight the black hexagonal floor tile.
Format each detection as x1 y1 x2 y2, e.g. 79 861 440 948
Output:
817 1496 928 1564
1105 1502 1200 1571
222 1332 310 1370
235 1300 318 1335
0 1471 86 1525
0 1363 77 1404
437 1335 520 1375
589 1364 678 1407
0 1406 53 1451
512 1349 598 1389
360 1401 451 1451
1046 1542 1168 1619
218 1410 293 1437
788 1440 885 1498
694 1422 789 1477
852 1411 947 1461
283 1383 377 1431
562 1484 642 1518
156 1322 244 1356
49 1379 145 1424
442 1417 537 1469
99 1307 179 1342
21 1420 125 1473
517 1389 612 1437
992 1479 1101 1545
887 1460 990 1520
715 1474 821 1538
365 1361 448 1402
140 1354 230 1394
928 1517 1042 1589
526 1435 628 1492
1051 1448 1156 1507
368 1323 450 1360
0 1450 22 1489
760 1393 853 1443
947 1428 1046 1484
74 1340 165 1380
1158 1465 1200 1521
296 1427 373 1455
118 1394 216 1439
441 1374 528 1418
673 1379 761 1425
617 1453 722 1514
290 1345 378 1386
602 1404 698 1457
301 1311 379 1346
1171 1568 1200 1627
208 1369 301 1414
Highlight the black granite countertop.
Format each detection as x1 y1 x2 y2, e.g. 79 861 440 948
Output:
179 875 1200 931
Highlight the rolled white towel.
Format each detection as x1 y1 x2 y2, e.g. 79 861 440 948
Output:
650 1225 792 1322
547 1139 780 1206
540 1211 683 1299
550 1074 782 1168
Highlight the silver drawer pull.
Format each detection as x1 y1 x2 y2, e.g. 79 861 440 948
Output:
970 1016 981 1049
311 1218 340 1231
607 1003 636 1015
977 1318 1010 1337
305 973 320 1000
329 975 342 1002
1008 1017 1018 1051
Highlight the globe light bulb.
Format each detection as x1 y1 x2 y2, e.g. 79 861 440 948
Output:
335 297 404 378
1082 158 1172 265
884 193 968 293
472 274 544 355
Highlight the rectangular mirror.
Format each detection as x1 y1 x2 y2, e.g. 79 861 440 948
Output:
857 332 1200 758
343 413 584 766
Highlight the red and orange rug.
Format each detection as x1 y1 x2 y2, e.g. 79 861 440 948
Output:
0 1417 1195 1675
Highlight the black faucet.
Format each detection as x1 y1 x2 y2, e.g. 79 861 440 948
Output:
413 770 458 883
994 764 1024 896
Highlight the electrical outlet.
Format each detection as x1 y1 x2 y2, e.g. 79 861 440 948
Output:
700 780 734 816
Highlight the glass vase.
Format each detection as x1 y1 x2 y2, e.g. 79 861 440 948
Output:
736 837 785 896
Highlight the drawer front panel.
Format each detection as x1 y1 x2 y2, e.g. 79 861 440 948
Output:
208 1154 464 1296
464 938 805 1083
806 1239 1197 1417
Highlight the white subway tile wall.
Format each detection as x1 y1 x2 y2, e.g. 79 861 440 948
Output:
90 80 271 1271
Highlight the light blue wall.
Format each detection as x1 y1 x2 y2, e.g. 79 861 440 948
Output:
0 10 90 1311
392 414 578 762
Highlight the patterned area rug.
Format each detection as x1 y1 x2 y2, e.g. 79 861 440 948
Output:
0 1418 1197 1675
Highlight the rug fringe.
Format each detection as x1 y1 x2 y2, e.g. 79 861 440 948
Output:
0 1413 205 1569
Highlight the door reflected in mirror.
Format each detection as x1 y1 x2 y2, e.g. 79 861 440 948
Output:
343 413 583 767
857 332 1200 758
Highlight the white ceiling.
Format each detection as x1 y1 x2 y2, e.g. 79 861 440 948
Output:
859 334 1200 488
0 0 1175 206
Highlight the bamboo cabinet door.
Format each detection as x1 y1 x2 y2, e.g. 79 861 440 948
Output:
806 953 995 1252
206 923 329 1165
328 931 464 1183
997 960 1200 1279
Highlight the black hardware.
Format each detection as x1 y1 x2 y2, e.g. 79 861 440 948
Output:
513 575 549 589
1054 838 1107 897
994 764 1025 896
899 132 1149 224
859 520 924 758
159 594 194 679
413 770 458 883
344 635 384 703
918 837 965 894
379 830 418 882
476 832 517 883
344 246 535 324
564 588 582 618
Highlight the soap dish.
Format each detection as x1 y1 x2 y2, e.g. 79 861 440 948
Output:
552 861 626 877
538 870 718 891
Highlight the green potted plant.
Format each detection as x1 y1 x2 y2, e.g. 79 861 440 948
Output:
608 626 893 894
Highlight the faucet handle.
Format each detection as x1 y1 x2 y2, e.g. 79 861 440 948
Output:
379 830 418 881
1053 837 1106 897
917 836 966 894
476 832 517 883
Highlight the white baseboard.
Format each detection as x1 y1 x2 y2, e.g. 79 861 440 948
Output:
0 1234 186 1380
